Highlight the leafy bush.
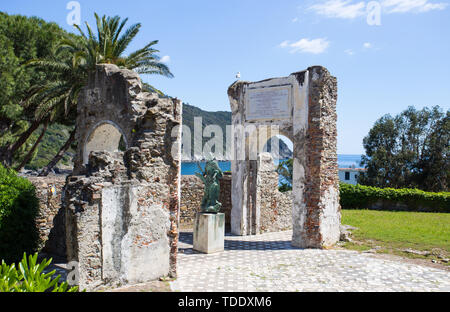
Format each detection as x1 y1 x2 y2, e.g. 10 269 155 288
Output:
278 183 292 192
340 182 450 213
25 123 75 170
0 164 39 263
0 253 78 292
277 159 293 192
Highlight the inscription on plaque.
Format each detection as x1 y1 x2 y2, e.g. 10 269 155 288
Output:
246 86 291 121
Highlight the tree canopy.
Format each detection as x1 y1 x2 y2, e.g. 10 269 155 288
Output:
276 158 293 192
0 12 173 172
358 106 449 192
0 12 70 167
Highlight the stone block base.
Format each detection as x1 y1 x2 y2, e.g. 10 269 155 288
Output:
193 212 225 253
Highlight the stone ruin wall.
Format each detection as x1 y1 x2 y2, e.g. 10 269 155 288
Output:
227 66 340 247
302 67 341 247
257 154 293 233
180 173 232 229
22 64 340 291
31 165 292 257
62 64 182 291
28 176 66 258
180 169 292 233
179 175 205 228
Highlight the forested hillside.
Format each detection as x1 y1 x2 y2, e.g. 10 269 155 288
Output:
175 103 292 160
25 124 75 170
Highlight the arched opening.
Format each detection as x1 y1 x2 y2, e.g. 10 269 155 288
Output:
83 121 127 164
261 134 293 192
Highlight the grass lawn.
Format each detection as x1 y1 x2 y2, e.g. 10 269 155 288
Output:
341 210 450 264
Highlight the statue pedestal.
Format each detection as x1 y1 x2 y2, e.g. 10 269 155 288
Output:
193 212 225 253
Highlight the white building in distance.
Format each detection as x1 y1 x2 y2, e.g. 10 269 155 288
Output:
338 168 366 185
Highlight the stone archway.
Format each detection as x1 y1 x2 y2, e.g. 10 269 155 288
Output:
83 120 128 165
227 66 341 248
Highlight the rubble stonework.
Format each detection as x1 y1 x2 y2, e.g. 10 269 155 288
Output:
63 64 182 290
180 169 292 232
257 153 293 233
227 66 340 248
28 176 66 257
179 175 204 227
180 173 232 228
30 168 288 251
301 66 341 247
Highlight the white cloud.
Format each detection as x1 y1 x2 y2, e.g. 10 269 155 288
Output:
309 0 447 19
363 42 372 48
309 0 366 19
160 55 170 63
292 17 299 22
279 38 330 54
381 0 448 13
345 49 355 55
279 40 290 48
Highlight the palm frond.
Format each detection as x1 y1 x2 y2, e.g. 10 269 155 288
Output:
134 60 174 78
114 23 141 57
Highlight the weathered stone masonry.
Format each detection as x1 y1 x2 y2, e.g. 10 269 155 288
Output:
302 67 340 248
28 176 66 257
180 173 232 229
33 168 289 254
180 167 292 233
257 153 293 233
63 64 182 290
227 66 340 248
32 168 293 258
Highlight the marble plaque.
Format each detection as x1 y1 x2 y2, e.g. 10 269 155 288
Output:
246 86 291 121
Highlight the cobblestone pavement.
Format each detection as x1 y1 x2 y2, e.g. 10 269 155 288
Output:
170 230 450 292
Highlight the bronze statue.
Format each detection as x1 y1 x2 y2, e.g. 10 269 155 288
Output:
195 160 223 213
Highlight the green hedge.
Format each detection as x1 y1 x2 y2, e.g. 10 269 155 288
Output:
0 165 39 264
339 183 450 213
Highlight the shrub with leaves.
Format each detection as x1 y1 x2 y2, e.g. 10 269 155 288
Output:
0 164 39 263
0 253 78 292
340 182 450 212
277 159 293 192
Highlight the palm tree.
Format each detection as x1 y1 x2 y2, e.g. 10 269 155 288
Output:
11 55 84 171
23 43 87 174
60 13 173 93
0 52 84 170
22 13 173 174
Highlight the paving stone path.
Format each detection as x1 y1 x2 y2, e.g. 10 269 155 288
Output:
170 230 450 292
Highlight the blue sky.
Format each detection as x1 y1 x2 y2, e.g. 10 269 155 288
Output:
2 0 449 154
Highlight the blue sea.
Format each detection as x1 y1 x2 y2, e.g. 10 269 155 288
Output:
181 154 363 175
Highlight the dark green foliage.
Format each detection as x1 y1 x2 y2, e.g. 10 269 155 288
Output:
0 165 39 263
61 13 173 95
25 123 75 170
278 184 292 192
277 158 293 192
0 252 79 292
0 12 70 166
1 12 172 169
340 182 450 213
359 106 449 192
